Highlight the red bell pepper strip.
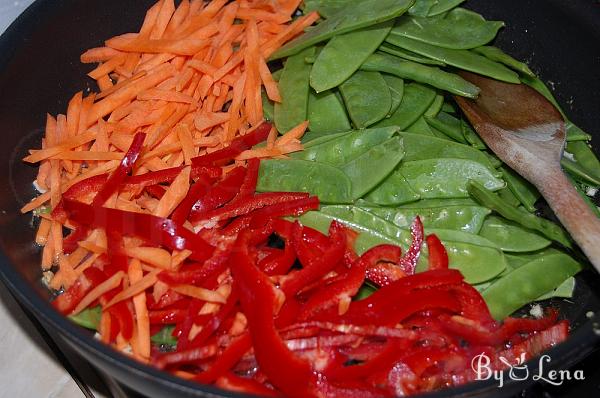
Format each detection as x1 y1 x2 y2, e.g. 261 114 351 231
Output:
62 199 214 262
154 343 218 369
148 309 188 325
189 166 247 222
363 244 403 287
52 267 107 314
126 164 221 187
158 255 229 287
93 132 146 207
398 216 424 275
189 289 239 349
108 301 134 340
62 226 91 254
282 221 347 297
215 373 279 397
426 234 449 270
198 192 312 223
144 184 166 199
248 196 320 228
170 174 213 224
194 333 252 383
191 122 271 166
233 157 260 201
450 282 496 328
259 243 296 276
230 229 319 398
148 289 186 310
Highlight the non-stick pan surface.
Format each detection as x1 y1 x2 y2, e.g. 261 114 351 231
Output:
1 1 599 397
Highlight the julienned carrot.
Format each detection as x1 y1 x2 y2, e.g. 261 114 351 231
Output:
23 0 321 371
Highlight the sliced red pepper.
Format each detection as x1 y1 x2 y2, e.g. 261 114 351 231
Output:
144 184 166 199
215 373 279 397
148 289 187 310
426 234 449 270
62 226 90 254
126 164 221 187
191 122 271 166
398 216 424 275
363 244 403 287
248 196 319 228
194 333 252 383
259 244 296 276
148 309 188 325
233 157 260 200
198 192 313 223
231 229 319 398
52 267 107 314
450 282 496 327
62 199 214 262
189 289 239 349
170 174 213 224
108 301 134 340
93 132 146 207
189 166 247 222
281 221 347 297
158 256 229 287
154 343 218 369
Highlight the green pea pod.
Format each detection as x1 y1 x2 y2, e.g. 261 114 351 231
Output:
561 157 600 187
482 254 581 319
424 112 469 144
428 0 466 16
441 101 457 114
302 0 352 18
151 325 178 347
257 159 352 203
262 89 274 122
342 137 404 199
565 121 592 142
293 126 399 166
504 248 565 269
271 0 414 60
382 74 404 117
428 228 500 248
408 0 437 17
274 47 314 134
379 43 446 66
340 71 392 128
363 205 490 234
310 21 394 93
461 119 487 149
364 169 421 205
405 117 439 137
401 158 505 199
484 152 503 169
536 277 576 301
479 215 551 252
69 305 101 330
386 35 520 84
442 242 507 284
392 8 504 50
497 187 521 208
501 166 540 213
566 141 600 184
424 94 444 118
397 198 480 208
307 89 352 133
373 82 437 130
399 132 497 172
301 130 349 147
355 284 378 300
362 53 480 98
467 181 573 248
472 46 535 77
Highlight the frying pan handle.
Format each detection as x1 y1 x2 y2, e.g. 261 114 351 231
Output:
534 167 600 273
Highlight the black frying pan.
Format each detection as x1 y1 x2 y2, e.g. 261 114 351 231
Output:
1 1 599 397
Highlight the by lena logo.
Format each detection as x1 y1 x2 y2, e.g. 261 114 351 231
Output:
471 353 584 388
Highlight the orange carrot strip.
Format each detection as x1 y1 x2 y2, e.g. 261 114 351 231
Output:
137 88 197 104
194 111 229 131
106 35 211 56
258 56 281 102
187 59 218 76
164 0 190 37
154 165 191 217
24 130 98 163
174 0 227 39
124 247 173 270
129 258 151 359
80 47 124 63
88 54 127 80
72 271 125 315
104 269 161 309
236 8 290 24
261 11 319 58
48 151 124 161
176 124 196 165
171 285 227 304
150 0 176 40
95 70 147 100
35 217 52 246
278 120 309 145
139 0 163 38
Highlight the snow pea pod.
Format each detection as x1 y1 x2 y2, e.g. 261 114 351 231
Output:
461 119 486 149
382 74 404 117
386 35 520 84
441 242 507 284
482 253 581 319
342 137 404 199
536 277 576 301
310 21 394 93
307 89 351 133
405 117 438 137
566 141 600 184
424 112 469 144
364 169 421 206
479 215 551 253
565 122 592 142
408 0 437 17
340 71 392 128
379 43 446 66
467 181 572 248
301 130 349 147
362 53 480 98
271 0 414 60
561 157 600 187
504 248 564 269
398 198 479 208
292 126 399 166
428 228 500 248
472 46 535 77
302 0 352 18
501 166 540 213
424 94 444 118
442 101 456 114
257 159 352 203
373 82 437 130
399 132 497 172
364 205 490 233
274 47 314 134
427 0 466 16
497 187 521 208
392 8 504 50
401 158 505 199
262 89 274 122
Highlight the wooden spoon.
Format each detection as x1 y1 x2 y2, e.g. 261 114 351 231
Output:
454 71 600 271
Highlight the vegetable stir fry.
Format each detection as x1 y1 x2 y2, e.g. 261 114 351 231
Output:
20 0 600 396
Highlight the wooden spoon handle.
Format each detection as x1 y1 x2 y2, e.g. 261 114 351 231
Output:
534 168 600 272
